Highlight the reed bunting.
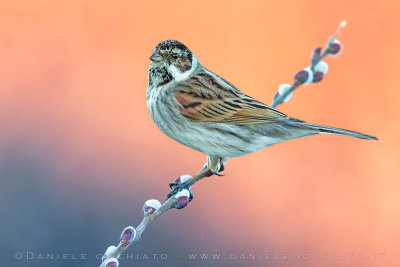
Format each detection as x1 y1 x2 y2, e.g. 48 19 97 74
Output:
146 40 377 175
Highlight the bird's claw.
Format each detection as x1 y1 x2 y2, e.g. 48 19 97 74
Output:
167 183 193 200
167 165 223 200
203 162 225 176
213 162 225 176
169 181 179 189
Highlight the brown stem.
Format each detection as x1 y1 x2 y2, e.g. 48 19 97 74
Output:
99 167 213 266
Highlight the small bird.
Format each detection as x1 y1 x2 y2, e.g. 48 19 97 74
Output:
146 40 377 176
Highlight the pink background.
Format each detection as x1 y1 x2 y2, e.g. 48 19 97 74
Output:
1 1 399 266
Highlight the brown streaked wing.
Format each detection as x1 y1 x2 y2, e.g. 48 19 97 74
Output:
174 71 293 124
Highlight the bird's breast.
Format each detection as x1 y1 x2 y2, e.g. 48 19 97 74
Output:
147 84 185 136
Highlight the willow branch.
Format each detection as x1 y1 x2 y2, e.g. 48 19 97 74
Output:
100 169 213 267
271 21 347 108
99 21 348 267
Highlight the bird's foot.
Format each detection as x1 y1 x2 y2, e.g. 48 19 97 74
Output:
214 163 225 176
167 168 215 200
202 161 225 176
167 182 194 200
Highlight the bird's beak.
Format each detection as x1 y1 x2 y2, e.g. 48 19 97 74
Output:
150 51 162 62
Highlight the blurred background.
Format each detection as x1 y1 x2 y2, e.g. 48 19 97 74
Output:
1 1 399 266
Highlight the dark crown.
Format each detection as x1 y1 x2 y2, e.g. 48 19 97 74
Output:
155 40 191 55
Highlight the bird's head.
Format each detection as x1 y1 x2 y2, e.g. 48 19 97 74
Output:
148 40 198 86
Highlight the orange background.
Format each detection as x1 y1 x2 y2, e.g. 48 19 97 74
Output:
1 1 399 267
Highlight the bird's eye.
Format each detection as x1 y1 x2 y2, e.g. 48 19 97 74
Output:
171 53 179 59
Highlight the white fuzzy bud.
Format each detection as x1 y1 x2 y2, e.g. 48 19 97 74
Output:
104 258 119 267
314 61 328 74
120 226 136 244
175 189 190 199
179 175 192 184
278 83 293 102
175 189 191 209
303 67 314 85
104 245 117 259
143 199 162 215
328 40 342 56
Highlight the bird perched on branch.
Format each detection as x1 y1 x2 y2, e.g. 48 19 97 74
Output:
146 40 377 176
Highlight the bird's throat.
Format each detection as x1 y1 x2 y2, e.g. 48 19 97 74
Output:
148 65 173 88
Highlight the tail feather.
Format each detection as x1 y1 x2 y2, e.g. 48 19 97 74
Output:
307 124 378 140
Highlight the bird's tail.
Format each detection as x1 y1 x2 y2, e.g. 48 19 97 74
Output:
306 123 378 140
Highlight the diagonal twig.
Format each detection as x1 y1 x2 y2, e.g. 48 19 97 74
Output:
99 21 347 267
271 21 346 108
100 169 213 267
